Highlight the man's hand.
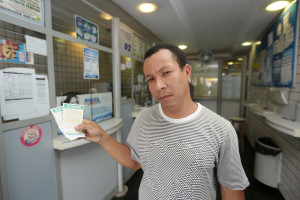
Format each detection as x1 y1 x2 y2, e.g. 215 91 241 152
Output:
75 119 105 144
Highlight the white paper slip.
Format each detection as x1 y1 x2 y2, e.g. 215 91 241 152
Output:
50 106 64 133
62 103 85 139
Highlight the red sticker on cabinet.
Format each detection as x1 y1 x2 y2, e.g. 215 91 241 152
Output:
20 125 42 147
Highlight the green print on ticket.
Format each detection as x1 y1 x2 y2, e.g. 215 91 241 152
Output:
64 104 84 110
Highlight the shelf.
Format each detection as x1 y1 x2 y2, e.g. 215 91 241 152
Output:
265 114 300 137
53 118 123 150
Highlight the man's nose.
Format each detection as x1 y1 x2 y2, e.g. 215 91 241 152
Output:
155 78 166 91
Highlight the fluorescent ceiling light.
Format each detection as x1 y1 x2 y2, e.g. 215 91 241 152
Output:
178 45 187 50
137 3 157 13
227 62 234 65
241 42 253 46
265 1 290 11
237 58 243 61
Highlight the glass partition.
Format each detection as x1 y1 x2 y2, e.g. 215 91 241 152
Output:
53 37 113 130
120 56 132 99
51 0 112 48
133 59 151 106
190 61 219 99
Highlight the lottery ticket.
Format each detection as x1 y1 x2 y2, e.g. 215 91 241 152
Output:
62 103 85 140
50 106 64 134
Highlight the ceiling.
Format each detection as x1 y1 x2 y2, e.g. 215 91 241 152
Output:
110 0 286 56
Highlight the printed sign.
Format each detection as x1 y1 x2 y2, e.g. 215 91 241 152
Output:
0 0 45 26
20 125 42 147
83 47 99 79
120 23 133 57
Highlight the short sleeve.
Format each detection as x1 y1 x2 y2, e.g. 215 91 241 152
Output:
126 117 141 163
217 123 249 190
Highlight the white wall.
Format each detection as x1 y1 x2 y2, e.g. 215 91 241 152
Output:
246 23 300 200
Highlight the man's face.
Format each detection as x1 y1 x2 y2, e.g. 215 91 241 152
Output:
144 49 191 111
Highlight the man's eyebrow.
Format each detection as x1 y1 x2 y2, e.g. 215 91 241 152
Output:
145 66 169 78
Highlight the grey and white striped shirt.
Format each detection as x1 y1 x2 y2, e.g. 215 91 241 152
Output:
127 103 249 200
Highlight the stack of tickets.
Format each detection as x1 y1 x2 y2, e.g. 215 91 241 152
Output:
50 103 85 140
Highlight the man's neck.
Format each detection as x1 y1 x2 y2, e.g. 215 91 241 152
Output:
162 100 197 119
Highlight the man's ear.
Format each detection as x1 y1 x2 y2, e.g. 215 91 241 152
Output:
184 64 192 79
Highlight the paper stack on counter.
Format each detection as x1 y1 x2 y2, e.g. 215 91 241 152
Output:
50 103 85 140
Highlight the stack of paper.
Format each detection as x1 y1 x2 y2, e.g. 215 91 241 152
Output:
50 103 85 140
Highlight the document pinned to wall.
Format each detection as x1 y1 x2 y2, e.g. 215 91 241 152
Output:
0 68 50 121
19 74 50 120
25 35 47 56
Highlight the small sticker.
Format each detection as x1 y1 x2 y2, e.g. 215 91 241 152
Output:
20 125 42 147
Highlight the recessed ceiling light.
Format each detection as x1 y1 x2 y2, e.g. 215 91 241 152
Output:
137 3 157 13
241 42 253 46
265 1 290 11
100 13 112 20
178 45 188 50
237 58 243 61
255 41 261 45
227 62 234 65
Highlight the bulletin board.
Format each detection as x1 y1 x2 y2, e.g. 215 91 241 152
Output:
252 1 299 87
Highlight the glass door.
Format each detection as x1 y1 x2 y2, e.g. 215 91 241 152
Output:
190 60 219 113
218 56 246 119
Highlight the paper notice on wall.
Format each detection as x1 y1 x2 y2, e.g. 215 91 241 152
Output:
19 74 50 120
25 35 47 56
0 68 50 121
0 68 37 120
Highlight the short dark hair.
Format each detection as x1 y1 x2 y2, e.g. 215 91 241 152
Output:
144 44 187 69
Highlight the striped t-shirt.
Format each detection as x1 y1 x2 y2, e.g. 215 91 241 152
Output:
127 103 249 200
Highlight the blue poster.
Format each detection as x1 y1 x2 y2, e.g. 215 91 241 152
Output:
75 15 98 44
253 1 298 87
83 47 99 79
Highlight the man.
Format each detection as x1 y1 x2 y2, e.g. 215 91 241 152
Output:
75 44 249 200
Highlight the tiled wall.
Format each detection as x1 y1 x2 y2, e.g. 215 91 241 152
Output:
246 29 300 200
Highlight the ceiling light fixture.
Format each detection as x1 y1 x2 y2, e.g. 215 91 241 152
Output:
265 1 290 11
237 58 243 61
241 42 253 46
137 3 157 13
100 13 112 20
178 45 187 50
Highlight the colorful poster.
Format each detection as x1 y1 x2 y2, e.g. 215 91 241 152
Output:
20 125 42 147
0 0 44 26
0 39 26 64
75 15 98 44
253 1 298 87
83 47 99 79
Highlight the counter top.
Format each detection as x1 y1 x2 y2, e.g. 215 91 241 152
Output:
265 114 300 137
53 118 123 150
249 106 276 117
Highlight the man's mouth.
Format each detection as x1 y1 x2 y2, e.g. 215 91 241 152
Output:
159 94 171 101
